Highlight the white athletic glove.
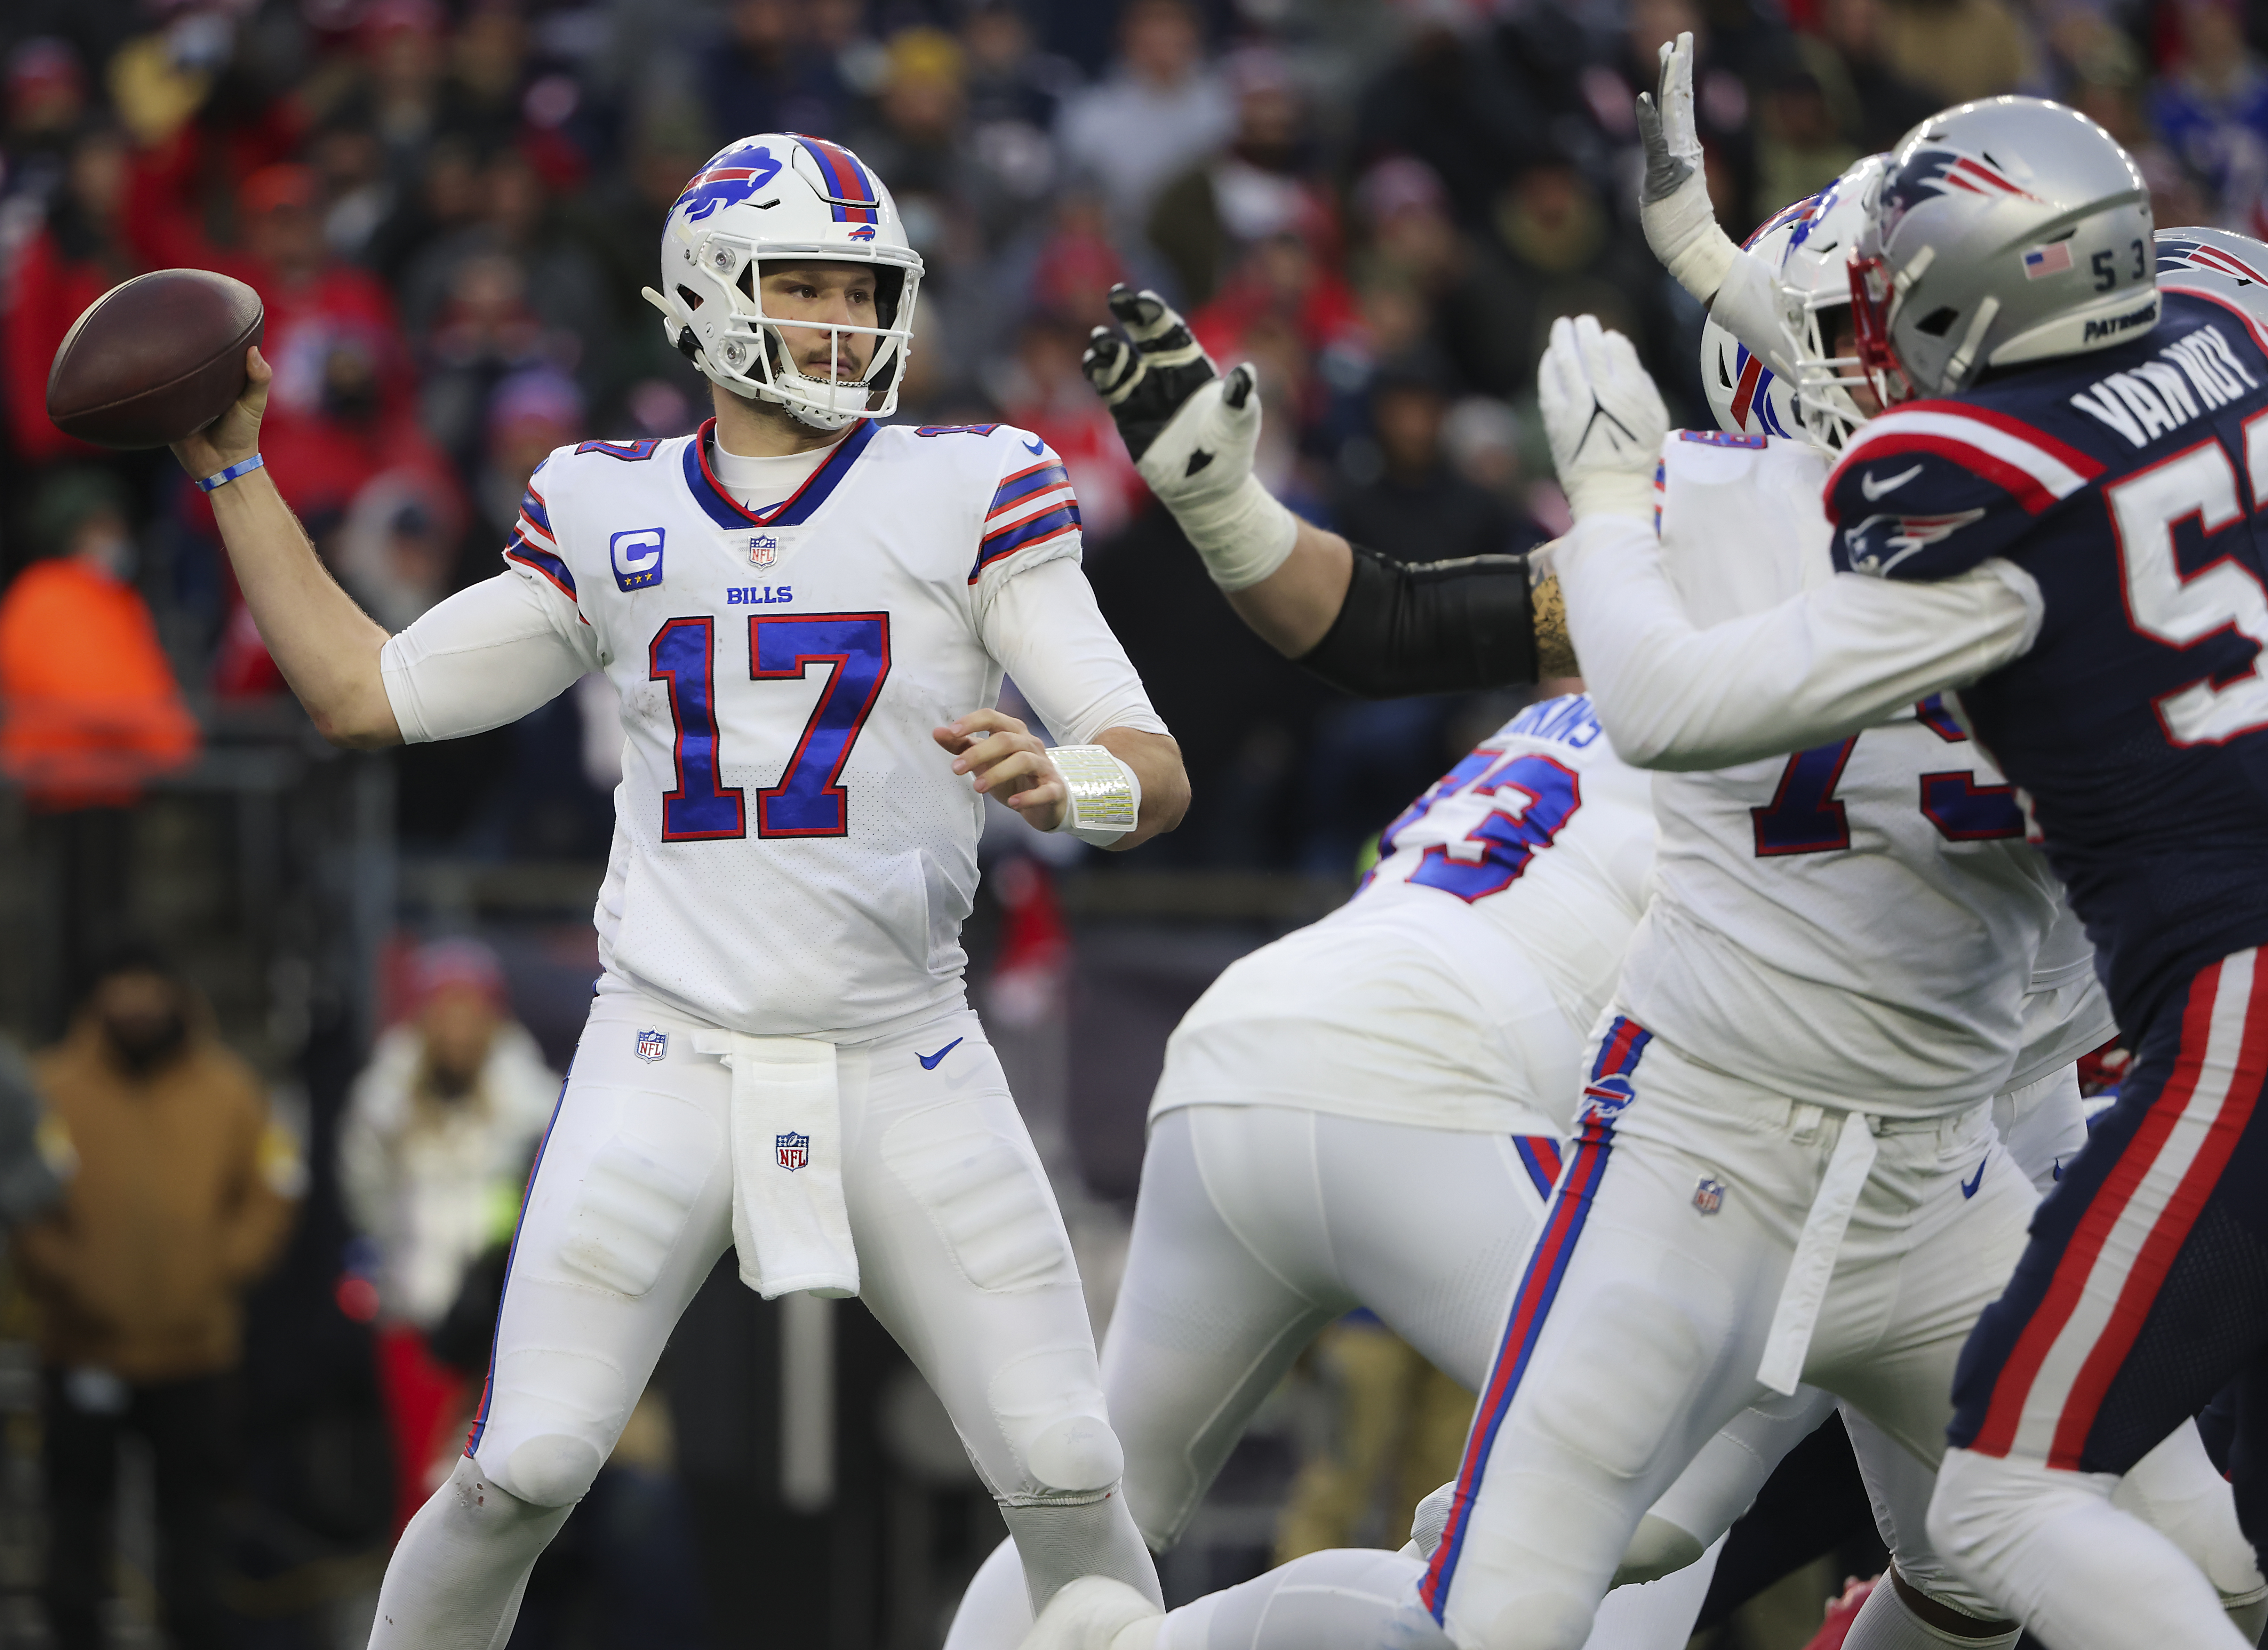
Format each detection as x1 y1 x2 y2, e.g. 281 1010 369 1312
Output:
1538 315 1668 523
1083 286 1297 591
1637 32 1738 303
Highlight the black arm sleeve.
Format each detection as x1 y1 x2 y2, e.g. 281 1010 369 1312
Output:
1293 541 1539 699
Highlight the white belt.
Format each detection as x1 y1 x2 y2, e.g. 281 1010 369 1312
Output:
693 1032 859 1299
1756 1104 1878 1395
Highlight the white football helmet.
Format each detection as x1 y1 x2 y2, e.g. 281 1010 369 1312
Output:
1776 153 1886 452
642 134 924 431
1701 196 1813 442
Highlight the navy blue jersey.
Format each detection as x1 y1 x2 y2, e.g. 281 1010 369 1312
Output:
1824 289 2268 1035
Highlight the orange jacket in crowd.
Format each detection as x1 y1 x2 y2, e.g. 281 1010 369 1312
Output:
14 1013 300 1384
0 558 200 808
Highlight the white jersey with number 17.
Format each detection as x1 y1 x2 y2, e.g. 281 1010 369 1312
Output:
414 417 1158 1038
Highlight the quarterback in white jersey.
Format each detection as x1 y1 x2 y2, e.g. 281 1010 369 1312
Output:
171 134 1188 1649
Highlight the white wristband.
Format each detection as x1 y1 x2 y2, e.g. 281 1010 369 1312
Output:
1168 474 1298 592
1047 745 1141 846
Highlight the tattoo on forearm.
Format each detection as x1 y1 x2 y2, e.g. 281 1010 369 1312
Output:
1533 575 1578 678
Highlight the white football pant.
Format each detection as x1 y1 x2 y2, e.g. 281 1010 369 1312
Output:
369 991 1157 1649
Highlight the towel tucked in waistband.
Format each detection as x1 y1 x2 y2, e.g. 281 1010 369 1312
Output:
693 1032 859 1299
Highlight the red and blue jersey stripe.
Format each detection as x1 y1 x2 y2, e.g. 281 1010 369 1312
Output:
504 477 578 601
971 456 1080 582
1419 1017 1652 1621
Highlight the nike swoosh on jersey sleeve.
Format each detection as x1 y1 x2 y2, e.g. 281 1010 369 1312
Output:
1824 401 2103 581
972 433 1082 584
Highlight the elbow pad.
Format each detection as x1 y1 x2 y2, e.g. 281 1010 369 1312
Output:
1294 542 1540 699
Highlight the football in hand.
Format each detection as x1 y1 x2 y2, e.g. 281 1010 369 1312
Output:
46 269 264 450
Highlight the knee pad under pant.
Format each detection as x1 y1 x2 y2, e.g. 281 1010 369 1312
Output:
989 1344 1125 1502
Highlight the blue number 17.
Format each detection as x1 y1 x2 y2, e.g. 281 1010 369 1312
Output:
650 612 892 842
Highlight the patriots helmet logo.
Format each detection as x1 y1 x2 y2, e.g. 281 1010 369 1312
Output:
2157 237 2268 287
1878 148 2039 240
776 1131 810 1172
674 142 784 222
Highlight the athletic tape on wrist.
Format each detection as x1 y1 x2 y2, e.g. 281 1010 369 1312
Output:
1170 474 1298 591
197 453 265 492
1564 474 1659 524
1048 746 1141 846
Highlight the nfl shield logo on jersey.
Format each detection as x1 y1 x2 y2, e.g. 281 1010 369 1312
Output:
776 1131 810 1172
750 533 778 567
1693 1177 1726 1215
635 1028 668 1062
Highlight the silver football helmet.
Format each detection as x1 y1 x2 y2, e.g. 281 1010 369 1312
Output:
1852 97 2154 402
2155 225 2268 331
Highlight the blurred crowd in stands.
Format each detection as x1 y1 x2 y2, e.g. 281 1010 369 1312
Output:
1 0 2265 861
0 1 2257 1641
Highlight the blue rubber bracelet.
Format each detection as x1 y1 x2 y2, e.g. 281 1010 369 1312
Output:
197 453 264 492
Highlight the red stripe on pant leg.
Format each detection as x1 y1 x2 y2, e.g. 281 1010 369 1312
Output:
2046 961 2268 1466
1971 960 2226 1456
1420 1131 1607 1613
1595 1019 1639 1080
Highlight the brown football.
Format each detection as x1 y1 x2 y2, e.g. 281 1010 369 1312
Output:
46 269 264 450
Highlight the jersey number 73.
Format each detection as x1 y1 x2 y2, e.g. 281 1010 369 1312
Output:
648 613 892 841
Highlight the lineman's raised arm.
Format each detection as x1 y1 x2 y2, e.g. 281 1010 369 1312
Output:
1539 315 2038 768
1081 287 1573 695
1636 32 1789 372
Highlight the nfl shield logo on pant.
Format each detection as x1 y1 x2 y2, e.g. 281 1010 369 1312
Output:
1693 1176 1726 1215
776 1131 809 1172
635 1029 668 1063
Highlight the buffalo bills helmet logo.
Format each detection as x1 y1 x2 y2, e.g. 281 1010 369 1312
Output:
776 1131 809 1172
1579 1073 1637 1127
1879 148 2039 239
848 224 877 241
674 142 784 222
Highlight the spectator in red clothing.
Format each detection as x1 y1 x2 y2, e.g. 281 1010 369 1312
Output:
233 163 415 425
4 125 140 466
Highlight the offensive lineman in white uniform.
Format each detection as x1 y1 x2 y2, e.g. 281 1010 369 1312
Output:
1005 124 2260 1650
169 134 1189 1647
945 691 1737 1650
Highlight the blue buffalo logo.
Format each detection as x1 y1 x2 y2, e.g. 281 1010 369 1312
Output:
675 143 783 223
1579 1074 1637 1128
847 224 877 241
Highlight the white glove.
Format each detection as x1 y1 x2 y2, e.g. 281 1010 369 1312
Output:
1538 315 1668 523
1637 32 1737 303
1085 286 1296 591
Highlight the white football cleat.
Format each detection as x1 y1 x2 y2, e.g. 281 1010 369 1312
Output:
1018 1575 1163 1650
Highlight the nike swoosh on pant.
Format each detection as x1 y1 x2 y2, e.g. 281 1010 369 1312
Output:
1962 1155 1989 1198
917 1037 964 1070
